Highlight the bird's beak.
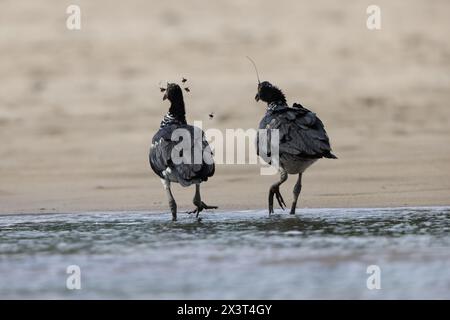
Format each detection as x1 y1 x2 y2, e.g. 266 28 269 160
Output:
163 93 168 101
255 93 260 102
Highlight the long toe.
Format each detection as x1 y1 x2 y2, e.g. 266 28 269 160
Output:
186 208 198 215
201 201 218 210
275 191 286 210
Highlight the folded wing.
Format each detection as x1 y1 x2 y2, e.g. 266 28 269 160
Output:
258 105 336 160
149 124 215 187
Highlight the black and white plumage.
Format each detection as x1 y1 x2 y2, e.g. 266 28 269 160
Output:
255 81 337 215
149 82 216 221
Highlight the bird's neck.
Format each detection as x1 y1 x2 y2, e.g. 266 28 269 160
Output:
161 100 186 127
265 87 287 109
169 98 186 118
267 100 288 112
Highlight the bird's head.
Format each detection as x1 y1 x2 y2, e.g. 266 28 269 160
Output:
246 57 286 105
255 81 286 104
161 83 184 103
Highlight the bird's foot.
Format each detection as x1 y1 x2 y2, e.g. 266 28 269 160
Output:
289 202 297 214
268 186 286 214
187 202 218 218
169 199 177 221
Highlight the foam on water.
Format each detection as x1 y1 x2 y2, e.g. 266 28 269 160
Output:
0 207 449 299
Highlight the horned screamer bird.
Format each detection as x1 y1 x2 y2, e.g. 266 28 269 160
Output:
248 58 337 215
149 80 217 221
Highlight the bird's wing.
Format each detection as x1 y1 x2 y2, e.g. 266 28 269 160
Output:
149 126 175 179
149 124 215 186
258 106 336 159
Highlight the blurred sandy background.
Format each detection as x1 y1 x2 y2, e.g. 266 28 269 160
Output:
0 0 449 214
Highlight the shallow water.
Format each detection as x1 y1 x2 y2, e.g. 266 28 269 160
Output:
0 207 449 299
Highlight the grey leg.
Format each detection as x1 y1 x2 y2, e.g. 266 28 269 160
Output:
188 184 218 219
193 184 201 210
268 169 288 214
290 173 302 215
161 179 177 221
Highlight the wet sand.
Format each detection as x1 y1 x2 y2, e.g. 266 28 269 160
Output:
1 0 450 214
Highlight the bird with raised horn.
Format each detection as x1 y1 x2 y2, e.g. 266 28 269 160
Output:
149 80 217 221
248 57 337 215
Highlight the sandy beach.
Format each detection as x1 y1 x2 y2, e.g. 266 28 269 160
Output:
1 0 449 214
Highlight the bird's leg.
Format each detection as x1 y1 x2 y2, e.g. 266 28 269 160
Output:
161 179 177 221
187 184 202 217
268 169 288 214
290 173 302 215
187 184 218 219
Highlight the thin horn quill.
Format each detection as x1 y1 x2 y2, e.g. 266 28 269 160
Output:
246 56 260 84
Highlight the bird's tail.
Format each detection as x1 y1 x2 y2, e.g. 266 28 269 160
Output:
325 152 338 159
